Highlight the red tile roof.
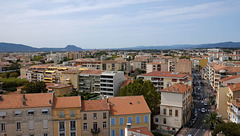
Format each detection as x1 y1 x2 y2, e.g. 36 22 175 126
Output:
82 99 110 111
109 96 151 116
54 96 81 108
229 82 240 92
140 71 187 78
161 83 191 94
120 80 134 87
80 70 103 75
220 75 240 82
0 93 53 109
232 99 240 108
128 127 154 136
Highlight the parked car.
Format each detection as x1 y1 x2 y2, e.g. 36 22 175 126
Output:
201 108 206 113
204 102 208 106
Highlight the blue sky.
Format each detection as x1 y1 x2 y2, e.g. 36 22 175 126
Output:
0 0 240 49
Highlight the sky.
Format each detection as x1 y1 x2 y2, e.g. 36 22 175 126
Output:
0 0 240 49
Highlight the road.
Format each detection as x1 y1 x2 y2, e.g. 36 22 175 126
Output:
185 70 212 136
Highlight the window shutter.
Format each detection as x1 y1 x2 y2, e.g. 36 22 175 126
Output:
43 120 48 129
29 121 34 130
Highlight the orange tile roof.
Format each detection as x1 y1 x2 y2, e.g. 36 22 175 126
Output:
82 99 110 111
45 83 55 89
229 82 240 92
232 99 240 108
140 71 187 78
220 75 240 82
161 83 191 94
109 95 151 116
0 93 53 109
80 70 103 75
54 96 81 108
128 127 154 136
120 80 134 87
48 83 72 89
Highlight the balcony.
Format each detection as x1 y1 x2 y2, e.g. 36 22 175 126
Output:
226 101 232 106
91 128 100 134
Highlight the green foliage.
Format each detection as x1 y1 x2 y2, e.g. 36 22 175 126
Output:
118 78 160 113
212 122 240 136
84 55 94 58
8 87 17 92
69 91 79 96
79 92 98 100
22 81 47 93
9 72 19 78
0 72 10 78
106 55 119 60
8 62 20 70
0 78 28 90
179 56 190 59
46 60 54 63
202 112 223 130
32 55 43 61
94 51 108 58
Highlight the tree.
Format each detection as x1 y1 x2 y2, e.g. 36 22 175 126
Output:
118 78 160 112
9 72 19 78
0 78 28 90
32 55 43 61
202 112 223 130
22 81 47 93
212 122 240 136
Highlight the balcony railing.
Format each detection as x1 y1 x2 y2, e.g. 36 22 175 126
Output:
91 128 100 134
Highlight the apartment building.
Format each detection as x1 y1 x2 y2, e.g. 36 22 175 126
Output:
60 69 80 91
68 52 84 60
100 71 125 97
137 71 190 91
81 99 110 136
53 96 82 136
0 93 54 136
102 60 130 74
174 59 192 75
73 58 101 70
146 62 168 73
48 83 73 96
79 70 102 93
158 83 192 132
231 99 240 123
132 57 152 72
109 96 151 136
26 65 51 82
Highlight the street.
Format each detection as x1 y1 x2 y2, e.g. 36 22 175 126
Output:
185 70 212 136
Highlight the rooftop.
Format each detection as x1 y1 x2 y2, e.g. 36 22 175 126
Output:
54 96 81 109
229 82 240 92
80 70 103 75
139 71 187 78
161 83 191 94
109 95 151 116
220 75 240 82
128 127 154 136
82 99 110 111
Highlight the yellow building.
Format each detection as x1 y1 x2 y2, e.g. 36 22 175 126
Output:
53 96 82 136
48 83 73 96
109 96 151 136
60 69 80 91
44 70 56 83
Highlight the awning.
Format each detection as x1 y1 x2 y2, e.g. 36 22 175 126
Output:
45 71 55 73
41 109 48 112
0 111 6 116
27 110 35 112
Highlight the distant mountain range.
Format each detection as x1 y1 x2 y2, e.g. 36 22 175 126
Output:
0 42 83 52
0 41 240 52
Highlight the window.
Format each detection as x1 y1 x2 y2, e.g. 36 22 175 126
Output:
144 116 148 123
59 122 65 131
119 117 124 125
83 123 87 130
27 110 34 115
41 109 48 115
60 133 65 136
29 121 34 130
172 79 177 82
30 134 34 136
70 111 75 117
103 122 106 128
59 111 64 118
43 134 48 136
16 122 21 130
163 109 166 115
128 117 132 123
111 118 115 125
103 112 106 119
169 109 172 116
43 120 48 129
1 123 5 132
93 113 97 119
63 89 65 92
120 129 124 136
70 132 76 136
15 110 22 116
155 118 159 123
175 110 178 117
163 118 166 124
93 122 97 129
111 130 115 136
70 121 76 130
83 114 87 120
136 116 140 123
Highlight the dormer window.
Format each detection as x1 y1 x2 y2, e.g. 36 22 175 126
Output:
41 109 48 115
27 110 35 115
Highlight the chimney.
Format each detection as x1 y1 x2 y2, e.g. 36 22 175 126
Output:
23 94 26 106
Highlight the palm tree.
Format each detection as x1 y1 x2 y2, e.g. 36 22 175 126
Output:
202 112 223 130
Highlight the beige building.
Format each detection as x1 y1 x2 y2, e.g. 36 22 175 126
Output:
174 59 192 75
26 64 51 82
132 57 152 72
60 69 80 91
73 58 101 70
0 93 54 136
137 71 191 91
48 83 73 96
81 99 110 136
158 83 192 132
146 62 168 73
102 60 130 73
